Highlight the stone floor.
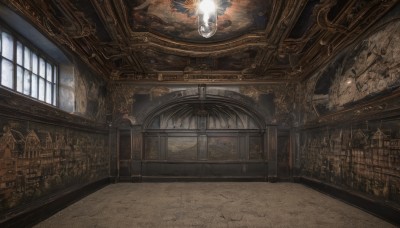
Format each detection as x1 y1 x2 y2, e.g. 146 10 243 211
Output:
35 183 394 228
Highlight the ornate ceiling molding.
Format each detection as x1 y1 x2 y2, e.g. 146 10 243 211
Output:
1 0 398 82
129 32 268 57
2 0 114 79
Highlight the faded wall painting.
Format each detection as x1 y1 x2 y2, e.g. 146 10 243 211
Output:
144 137 160 160
249 137 263 160
239 84 297 125
128 0 270 42
167 137 197 160
309 20 400 116
74 66 107 122
108 84 178 124
0 119 109 217
208 136 238 160
300 119 400 204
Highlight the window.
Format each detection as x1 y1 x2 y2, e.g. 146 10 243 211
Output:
0 28 57 106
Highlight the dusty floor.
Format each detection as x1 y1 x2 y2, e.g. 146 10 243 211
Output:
35 183 394 228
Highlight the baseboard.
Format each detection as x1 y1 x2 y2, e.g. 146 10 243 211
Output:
267 176 278 183
116 176 142 182
0 177 111 228
295 176 400 226
141 176 267 182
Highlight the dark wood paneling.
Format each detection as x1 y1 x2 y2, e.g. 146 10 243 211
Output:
118 160 130 177
118 130 131 160
278 131 290 179
268 126 278 182
142 161 267 179
142 131 265 179
118 130 131 178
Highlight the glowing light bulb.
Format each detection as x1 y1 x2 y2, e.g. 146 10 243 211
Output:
197 0 217 38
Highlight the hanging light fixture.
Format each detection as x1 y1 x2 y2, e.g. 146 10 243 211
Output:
197 0 217 38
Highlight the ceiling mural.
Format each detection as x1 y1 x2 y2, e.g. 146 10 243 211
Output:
127 0 270 43
2 0 398 82
309 20 400 116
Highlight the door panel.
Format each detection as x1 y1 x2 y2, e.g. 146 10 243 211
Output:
278 132 290 180
118 130 131 178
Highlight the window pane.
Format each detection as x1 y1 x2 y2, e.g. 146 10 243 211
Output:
53 66 57 84
23 70 31 95
39 58 45 78
16 66 23 92
31 74 38 98
1 59 14 88
46 63 52 82
32 53 38 74
1 32 13 60
46 81 52 103
53 85 57 106
17 42 23 65
38 77 45 101
0 31 59 105
24 47 31 69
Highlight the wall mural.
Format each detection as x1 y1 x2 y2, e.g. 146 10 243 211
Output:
167 137 197 160
299 72 320 124
300 119 400 204
108 84 174 123
0 119 109 217
208 136 238 160
74 67 107 122
310 20 400 116
127 0 270 42
239 85 297 125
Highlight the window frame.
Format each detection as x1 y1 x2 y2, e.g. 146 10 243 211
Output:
0 24 59 106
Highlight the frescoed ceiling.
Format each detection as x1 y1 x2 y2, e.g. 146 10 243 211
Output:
126 0 271 43
1 0 398 82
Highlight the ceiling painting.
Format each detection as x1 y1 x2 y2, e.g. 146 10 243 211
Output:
127 0 270 42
